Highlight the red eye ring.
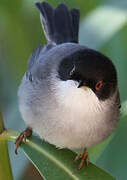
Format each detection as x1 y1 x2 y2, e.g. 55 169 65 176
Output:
95 80 103 90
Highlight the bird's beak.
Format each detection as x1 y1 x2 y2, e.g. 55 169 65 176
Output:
77 80 83 88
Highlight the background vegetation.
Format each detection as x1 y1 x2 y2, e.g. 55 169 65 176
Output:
0 0 127 179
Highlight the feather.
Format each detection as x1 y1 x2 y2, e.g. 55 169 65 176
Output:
35 1 80 44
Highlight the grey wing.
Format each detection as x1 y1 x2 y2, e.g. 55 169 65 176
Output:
26 44 54 81
28 45 44 70
28 44 53 70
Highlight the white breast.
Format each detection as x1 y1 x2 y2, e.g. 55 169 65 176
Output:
44 79 118 149
18 77 119 149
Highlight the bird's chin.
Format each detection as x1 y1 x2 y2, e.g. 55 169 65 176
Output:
81 86 89 91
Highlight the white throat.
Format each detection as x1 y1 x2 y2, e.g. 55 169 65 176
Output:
56 80 102 114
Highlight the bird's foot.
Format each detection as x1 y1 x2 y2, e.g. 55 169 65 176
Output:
74 148 89 170
15 127 32 154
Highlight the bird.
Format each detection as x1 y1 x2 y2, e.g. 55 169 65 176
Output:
15 1 121 169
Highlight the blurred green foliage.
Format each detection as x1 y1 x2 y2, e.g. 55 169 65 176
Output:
0 0 127 179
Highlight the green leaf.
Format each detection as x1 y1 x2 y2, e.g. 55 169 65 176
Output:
79 6 127 49
0 112 13 180
1 130 115 180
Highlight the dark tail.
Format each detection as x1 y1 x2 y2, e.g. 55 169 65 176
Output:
35 1 80 44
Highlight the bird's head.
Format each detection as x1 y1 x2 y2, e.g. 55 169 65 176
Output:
58 48 117 101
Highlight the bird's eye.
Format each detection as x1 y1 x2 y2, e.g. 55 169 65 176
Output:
70 65 76 76
95 80 103 90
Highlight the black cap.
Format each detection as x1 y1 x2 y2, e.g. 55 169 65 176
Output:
58 48 117 101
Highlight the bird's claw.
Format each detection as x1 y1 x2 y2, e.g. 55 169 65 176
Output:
74 148 89 170
15 127 32 154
